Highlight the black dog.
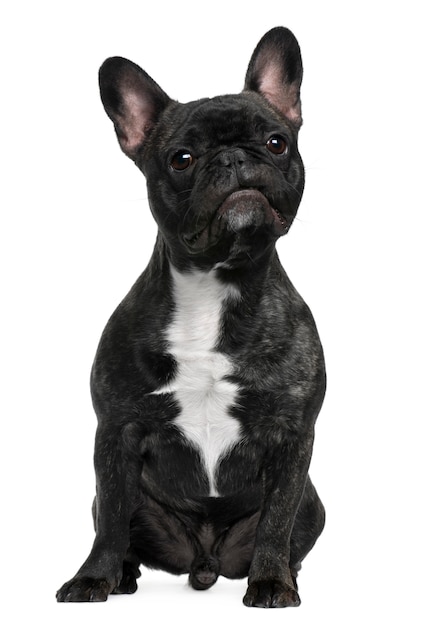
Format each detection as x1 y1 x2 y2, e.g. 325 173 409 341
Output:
57 26 326 608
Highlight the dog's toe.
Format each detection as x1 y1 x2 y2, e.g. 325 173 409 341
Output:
111 559 141 595
189 556 220 590
243 580 300 608
56 577 112 602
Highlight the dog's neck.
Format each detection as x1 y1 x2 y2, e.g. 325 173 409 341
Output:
146 234 288 359
152 231 281 294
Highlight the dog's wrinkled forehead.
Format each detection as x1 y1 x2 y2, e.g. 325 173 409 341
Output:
158 93 290 155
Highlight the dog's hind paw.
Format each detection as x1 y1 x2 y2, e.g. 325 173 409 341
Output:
112 566 140 595
189 556 220 590
243 580 300 608
56 577 112 602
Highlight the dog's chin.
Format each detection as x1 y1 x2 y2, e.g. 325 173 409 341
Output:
182 189 290 256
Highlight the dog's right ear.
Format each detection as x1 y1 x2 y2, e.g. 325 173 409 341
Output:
244 27 303 129
99 57 171 161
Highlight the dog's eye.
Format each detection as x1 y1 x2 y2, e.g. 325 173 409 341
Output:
266 135 288 155
171 151 194 171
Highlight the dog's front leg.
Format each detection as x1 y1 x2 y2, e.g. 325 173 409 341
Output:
243 432 314 608
56 422 141 602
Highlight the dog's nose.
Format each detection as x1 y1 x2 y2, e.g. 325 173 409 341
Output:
217 148 246 167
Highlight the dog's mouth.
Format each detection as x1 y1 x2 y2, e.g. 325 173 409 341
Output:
183 189 289 253
218 189 288 233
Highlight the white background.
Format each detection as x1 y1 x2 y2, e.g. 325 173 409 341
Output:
1 1 432 624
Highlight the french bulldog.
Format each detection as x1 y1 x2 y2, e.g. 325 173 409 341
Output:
56 26 326 608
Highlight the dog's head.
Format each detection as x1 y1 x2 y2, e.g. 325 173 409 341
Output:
99 27 304 270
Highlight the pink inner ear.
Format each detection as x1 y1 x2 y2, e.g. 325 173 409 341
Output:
258 60 302 127
259 60 283 97
119 92 149 155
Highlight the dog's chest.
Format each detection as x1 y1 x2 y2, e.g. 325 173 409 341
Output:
154 268 241 496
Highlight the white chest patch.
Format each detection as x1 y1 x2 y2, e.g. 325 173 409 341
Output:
153 267 241 496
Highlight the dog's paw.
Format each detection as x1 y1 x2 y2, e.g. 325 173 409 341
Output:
56 577 112 602
111 567 139 595
243 580 300 608
189 556 220 591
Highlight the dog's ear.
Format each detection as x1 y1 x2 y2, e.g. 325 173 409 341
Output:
99 57 171 160
244 27 303 129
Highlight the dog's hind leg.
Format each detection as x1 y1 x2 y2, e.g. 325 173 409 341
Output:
129 496 196 576
289 476 325 572
111 550 141 595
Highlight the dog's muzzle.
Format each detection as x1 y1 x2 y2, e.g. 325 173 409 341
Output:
183 189 289 254
218 189 288 235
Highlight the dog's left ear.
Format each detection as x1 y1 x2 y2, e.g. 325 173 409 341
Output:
244 27 303 129
99 57 171 160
